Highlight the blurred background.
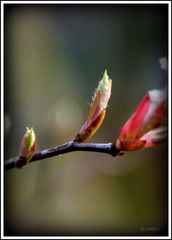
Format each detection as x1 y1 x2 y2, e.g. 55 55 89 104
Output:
4 3 168 236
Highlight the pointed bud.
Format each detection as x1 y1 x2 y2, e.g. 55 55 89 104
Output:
74 70 112 143
15 127 36 168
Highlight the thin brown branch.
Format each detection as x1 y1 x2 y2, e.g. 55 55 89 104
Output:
4 141 119 170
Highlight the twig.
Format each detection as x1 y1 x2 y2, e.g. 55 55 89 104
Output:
4 141 119 170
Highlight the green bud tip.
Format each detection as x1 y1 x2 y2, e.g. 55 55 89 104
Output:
98 69 110 92
25 127 35 150
103 69 108 82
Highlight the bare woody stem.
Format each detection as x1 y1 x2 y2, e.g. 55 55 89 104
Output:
4 141 119 170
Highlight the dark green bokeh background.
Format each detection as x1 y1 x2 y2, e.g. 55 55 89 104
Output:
4 4 168 236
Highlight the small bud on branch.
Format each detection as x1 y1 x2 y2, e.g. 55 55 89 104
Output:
15 127 36 168
74 70 112 143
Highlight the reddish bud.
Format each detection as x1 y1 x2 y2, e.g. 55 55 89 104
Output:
115 88 167 152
